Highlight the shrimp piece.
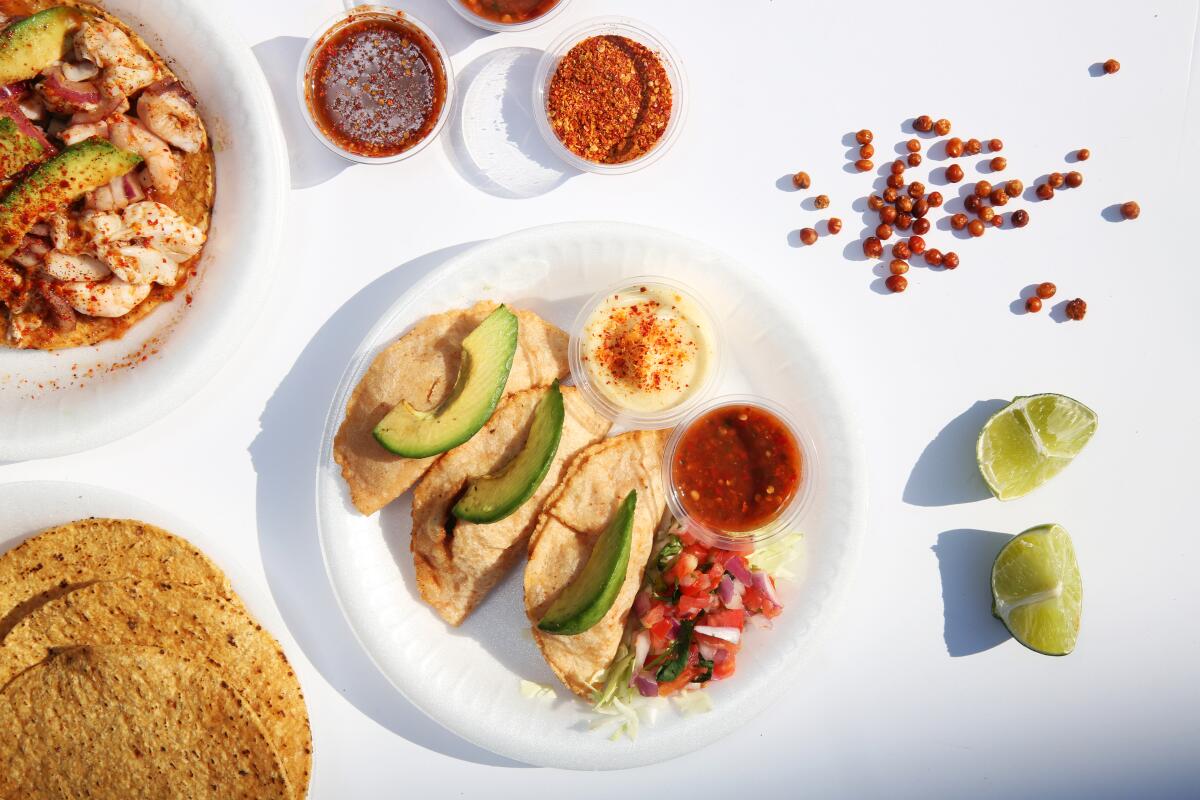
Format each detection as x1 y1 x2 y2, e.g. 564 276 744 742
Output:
48 212 88 255
137 83 205 153
59 119 109 146
108 116 178 195
74 20 158 101
59 276 151 317
80 210 126 245
10 236 50 269
98 244 177 287
43 250 111 282
120 201 205 261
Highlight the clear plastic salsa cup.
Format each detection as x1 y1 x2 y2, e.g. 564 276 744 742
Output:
568 275 722 430
662 395 819 551
533 16 688 175
445 0 573 32
296 4 455 165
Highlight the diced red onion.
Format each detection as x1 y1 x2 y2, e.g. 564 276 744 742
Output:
717 574 736 606
0 81 26 101
629 631 650 686
747 613 773 631
633 590 650 619
0 97 53 151
725 556 753 585
697 640 717 662
712 647 729 666
666 617 680 638
694 625 741 644
70 93 122 125
120 174 143 202
41 67 100 110
634 673 659 697
752 570 782 608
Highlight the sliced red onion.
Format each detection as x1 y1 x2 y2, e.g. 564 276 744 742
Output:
694 625 741 644
725 556 753 585
629 631 650 686
120 174 143 202
711 647 729 666
61 60 99 82
634 673 659 697
41 67 100 110
633 590 651 619
666 617 680 638
752 570 782 608
717 574 736 606
0 97 53 151
697 640 717 662
0 81 27 101
69 93 123 125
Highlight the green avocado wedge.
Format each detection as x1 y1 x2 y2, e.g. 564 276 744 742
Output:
0 117 46 182
0 7 85 85
373 305 519 458
538 490 637 636
453 380 565 524
0 139 141 260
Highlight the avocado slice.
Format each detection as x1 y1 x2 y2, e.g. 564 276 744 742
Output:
538 490 637 636
0 138 141 260
452 381 565 524
0 116 45 182
373 305 519 458
0 7 85 85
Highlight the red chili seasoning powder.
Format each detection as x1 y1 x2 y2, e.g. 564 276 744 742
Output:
547 35 672 164
672 404 802 533
306 15 447 158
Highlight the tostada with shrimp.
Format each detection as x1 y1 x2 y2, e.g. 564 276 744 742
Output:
0 1 213 349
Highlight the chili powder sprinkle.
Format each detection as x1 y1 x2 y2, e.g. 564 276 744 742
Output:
546 35 672 164
589 293 697 397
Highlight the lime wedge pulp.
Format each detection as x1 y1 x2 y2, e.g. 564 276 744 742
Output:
976 394 1097 501
991 524 1082 656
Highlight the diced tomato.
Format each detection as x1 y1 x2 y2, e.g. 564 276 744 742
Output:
649 618 673 651
703 608 746 629
656 665 696 696
676 593 709 618
678 530 699 547
713 652 736 680
640 603 666 628
669 552 699 585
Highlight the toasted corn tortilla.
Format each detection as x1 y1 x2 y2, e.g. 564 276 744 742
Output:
0 0 215 350
412 385 611 626
0 644 292 800
0 517 234 640
524 429 668 698
0 579 311 799
334 301 570 516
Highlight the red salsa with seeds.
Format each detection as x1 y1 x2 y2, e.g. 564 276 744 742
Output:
459 0 561 24
672 404 802 532
305 14 447 158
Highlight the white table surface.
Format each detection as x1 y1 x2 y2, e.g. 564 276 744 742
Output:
4 0 1199 796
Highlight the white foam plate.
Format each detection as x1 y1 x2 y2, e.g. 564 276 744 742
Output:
0 479 278 637
0 0 287 460
316 222 868 769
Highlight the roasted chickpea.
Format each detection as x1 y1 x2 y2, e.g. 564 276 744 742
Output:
1025 296 1042 313
964 195 981 213
881 206 898 224
895 213 913 231
896 196 913 213
1005 179 1023 197
934 118 952 136
915 115 934 132
1048 172 1065 188
792 171 811 189
887 173 905 189
799 227 817 245
1012 209 1030 227
1066 298 1087 319
876 223 893 240
855 159 874 172
891 159 906 175
991 214 1004 227
908 235 926 255
815 194 830 209
856 129 874 144
968 219 985 237
1103 59 1120 74
975 180 993 198
885 274 908 293
868 194 885 211
966 138 982 155
1076 148 1091 161
863 237 883 258
1121 201 1140 219
913 198 930 218
1065 171 1083 188
988 138 1003 152
946 163 964 182
927 191 944 207
827 217 843 235
883 187 899 202
978 206 996 223
861 144 876 159
908 181 925 199
908 153 922 167
925 248 944 266
912 217 930 235
889 258 909 275
951 212 968 230
906 139 921 153
990 156 1007 171
1036 282 1056 299
942 251 960 269
1036 183 1055 200
893 240 911 260
945 137 964 158
990 188 1009 206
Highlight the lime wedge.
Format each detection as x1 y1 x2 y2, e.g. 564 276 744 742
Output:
991 524 1082 656
976 394 1097 501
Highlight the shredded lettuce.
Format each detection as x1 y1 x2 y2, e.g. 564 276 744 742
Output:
519 680 557 700
746 532 805 579
672 690 714 716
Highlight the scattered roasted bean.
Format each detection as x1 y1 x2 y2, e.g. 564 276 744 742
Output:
946 163 964 182
975 180 993 198
942 251 960 269
1103 59 1120 74
1026 296 1042 313
934 118 952 135
1036 183 1055 200
925 248 944 266
827 217 843 234
1048 172 1065 188
990 188 1009 206
908 152 922 167
889 258 909 275
893 240 911 260
951 212 968 230
908 235 926 254
988 138 1003 152
990 156 1007 171
1076 148 1090 161
856 129 874 144
927 191 944 207
815 194 830 209
1036 282 1056 299
792 171 811 189
1121 200 1140 219
1066 298 1087 320
945 137 964 157
800 227 817 245
912 217 930 235
885 274 908 292
868 194 885 211
915 115 934 132
906 139 921 153
856 158 874 172
864 237 883 257
1012 209 1030 227
1065 171 1083 187
860 143 875 159
966 138 982 155
1005 179 1023 197
968 219 985 236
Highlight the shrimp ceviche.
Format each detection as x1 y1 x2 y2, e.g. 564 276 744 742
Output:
0 2 214 349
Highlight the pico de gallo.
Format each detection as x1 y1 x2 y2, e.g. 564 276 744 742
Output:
619 527 785 700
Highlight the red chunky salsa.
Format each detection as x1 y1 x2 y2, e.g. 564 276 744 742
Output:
458 0 561 24
672 404 802 532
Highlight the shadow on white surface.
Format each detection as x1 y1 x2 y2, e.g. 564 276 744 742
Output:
903 399 1007 507
932 529 1012 657
250 243 528 767
253 36 352 190
444 47 577 198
